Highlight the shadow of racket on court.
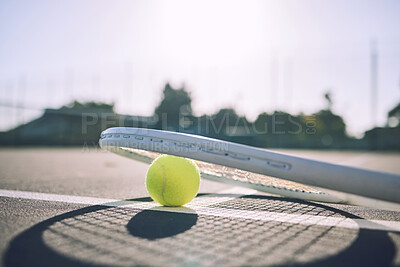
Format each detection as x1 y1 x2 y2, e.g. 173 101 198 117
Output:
3 194 397 267
127 208 198 240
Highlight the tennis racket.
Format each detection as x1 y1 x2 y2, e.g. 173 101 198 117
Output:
99 127 400 211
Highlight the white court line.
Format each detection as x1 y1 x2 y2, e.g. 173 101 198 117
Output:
1 188 399 232
0 189 116 205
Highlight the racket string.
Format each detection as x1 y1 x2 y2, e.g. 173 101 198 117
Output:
41 196 357 266
121 147 323 195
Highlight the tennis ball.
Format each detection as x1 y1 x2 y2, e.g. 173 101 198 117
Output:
146 155 200 207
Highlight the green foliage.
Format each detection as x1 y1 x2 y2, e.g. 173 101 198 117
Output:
2 83 399 150
150 85 353 148
61 101 115 111
154 83 192 130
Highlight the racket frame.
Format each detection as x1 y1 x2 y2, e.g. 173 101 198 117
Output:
99 127 400 210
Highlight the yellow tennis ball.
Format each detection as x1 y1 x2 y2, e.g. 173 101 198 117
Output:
146 155 200 206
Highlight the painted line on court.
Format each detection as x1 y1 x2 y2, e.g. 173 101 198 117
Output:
0 189 116 205
1 188 399 232
0 187 255 208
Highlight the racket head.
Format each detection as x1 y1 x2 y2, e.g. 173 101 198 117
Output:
99 127 400 211
99 127 341 203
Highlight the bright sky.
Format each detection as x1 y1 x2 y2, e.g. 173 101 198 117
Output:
0 0 399 136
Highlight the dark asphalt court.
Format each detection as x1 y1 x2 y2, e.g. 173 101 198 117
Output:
0 148 400 266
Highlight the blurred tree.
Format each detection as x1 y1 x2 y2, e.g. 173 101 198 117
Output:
61 100 115 112
363 126 400 150
0 100 120 146
211 108 239 129
311 109 347 147
254 113 271 135
4 83 392 149
324 91 333 110
154 83 193 130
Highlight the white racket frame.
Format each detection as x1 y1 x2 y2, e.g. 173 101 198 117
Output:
99 127 400 210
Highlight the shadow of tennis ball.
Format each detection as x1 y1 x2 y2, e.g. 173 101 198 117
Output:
127 207 198 240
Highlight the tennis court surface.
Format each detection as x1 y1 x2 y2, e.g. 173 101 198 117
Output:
1 148 400 266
